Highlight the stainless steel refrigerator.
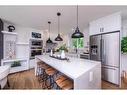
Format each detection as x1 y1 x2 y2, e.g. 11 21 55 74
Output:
90 31 120 85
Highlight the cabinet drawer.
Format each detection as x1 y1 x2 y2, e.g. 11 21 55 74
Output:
80 54 89 59
102 66 119 85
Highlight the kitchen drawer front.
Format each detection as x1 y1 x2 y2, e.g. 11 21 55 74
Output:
102 66 119 85
80 54 89 59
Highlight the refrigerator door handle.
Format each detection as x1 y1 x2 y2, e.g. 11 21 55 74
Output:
100 39 102 61
101 39 105 63
102 66 117 70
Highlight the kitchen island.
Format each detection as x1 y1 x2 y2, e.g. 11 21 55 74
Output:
35 54 101 89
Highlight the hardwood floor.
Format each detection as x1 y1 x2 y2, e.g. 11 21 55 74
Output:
3 69 127 89
5 69 42 89
102 78 127 89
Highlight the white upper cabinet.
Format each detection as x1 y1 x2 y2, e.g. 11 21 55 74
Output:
89 12 121 35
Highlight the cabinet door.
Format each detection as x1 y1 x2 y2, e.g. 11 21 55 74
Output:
103 12 121 33
89 12 121 35
89 19 103 35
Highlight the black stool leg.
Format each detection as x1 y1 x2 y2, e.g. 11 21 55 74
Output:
46 74 56 89
41 71 48 89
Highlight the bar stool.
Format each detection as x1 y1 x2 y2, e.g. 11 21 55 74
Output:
36 61 43 76
55 75 73 90
36 61 50 88
45 67 58 89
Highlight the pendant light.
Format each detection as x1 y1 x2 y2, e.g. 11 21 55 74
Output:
71 5 84 38
55 12 63 41
46 21 53 43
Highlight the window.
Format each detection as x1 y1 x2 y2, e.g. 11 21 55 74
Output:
72 38 84 48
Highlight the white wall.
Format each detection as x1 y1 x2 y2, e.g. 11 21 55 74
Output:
83 27 89 52
4 21 90 57
4 22 43 59
121 19 127 74
44 31 70 49
4 23 43 43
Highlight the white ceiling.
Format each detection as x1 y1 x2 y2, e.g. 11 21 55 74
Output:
0 6 127 34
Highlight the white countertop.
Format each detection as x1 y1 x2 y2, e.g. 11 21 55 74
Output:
35 54 101 79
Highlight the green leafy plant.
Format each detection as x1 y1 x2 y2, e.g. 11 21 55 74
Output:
58 44 68 52
11 61 21 67
121 37 127 53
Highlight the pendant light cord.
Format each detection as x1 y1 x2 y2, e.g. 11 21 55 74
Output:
77 5 78 27
48 21 51 38
49 22 50 38
58 14 60 34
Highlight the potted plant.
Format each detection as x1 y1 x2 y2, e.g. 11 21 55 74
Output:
11 61 21 67
58 44 68 52
121 37 127 54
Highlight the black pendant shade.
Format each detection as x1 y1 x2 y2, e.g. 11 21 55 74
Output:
71 27 84 38
46 21 53 43
55 12 63 41
46 38 53 43
55 34 63 41
71 5 84 38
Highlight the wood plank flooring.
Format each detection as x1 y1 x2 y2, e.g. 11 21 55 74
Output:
5 69 42 89
102 78 127 89
3 69 127 89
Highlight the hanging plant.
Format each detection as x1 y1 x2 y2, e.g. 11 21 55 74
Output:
121 37 127 53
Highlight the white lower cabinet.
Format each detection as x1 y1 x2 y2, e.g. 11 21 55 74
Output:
29 59 36 69
1 58 29 74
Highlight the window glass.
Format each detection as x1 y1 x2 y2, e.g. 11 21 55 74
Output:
72 38 84 48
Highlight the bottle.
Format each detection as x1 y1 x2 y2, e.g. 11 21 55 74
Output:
61 50 65 59
50 49 53 56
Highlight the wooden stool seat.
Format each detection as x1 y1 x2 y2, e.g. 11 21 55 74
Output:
37 62 49 67
56 76 67 83
45 67 58 89
37 61 43 66
62 82 73 90
45 67 57 76
56 75 73 90
40 64 50 69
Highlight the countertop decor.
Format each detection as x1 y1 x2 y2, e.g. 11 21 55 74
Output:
7 25 15 32
49 55 69 61
11 61 21 67
58 44 68 52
